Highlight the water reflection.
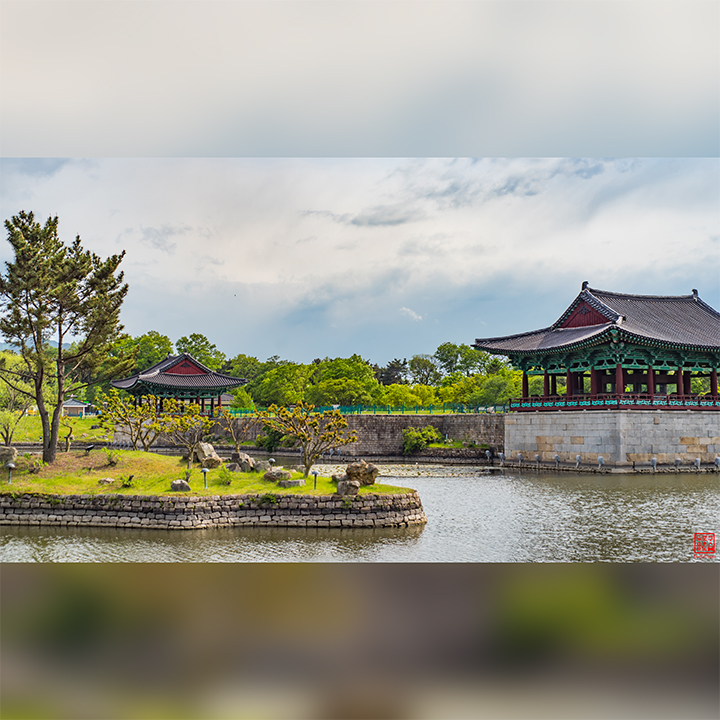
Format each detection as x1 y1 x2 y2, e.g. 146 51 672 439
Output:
1 465 718 562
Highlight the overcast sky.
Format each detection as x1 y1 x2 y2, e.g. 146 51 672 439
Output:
0 1 718 365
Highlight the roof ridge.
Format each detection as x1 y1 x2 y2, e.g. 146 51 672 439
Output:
588 287 696 301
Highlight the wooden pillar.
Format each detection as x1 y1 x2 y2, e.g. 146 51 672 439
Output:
201 398 205 413
543 371 550 398
551 375 557 395
522 372 529 398
647 367 654 397
210 397 215 416
615 364 624 395
712 369 718 397
683 372 692 395
676 368 683 396
566 369 573 397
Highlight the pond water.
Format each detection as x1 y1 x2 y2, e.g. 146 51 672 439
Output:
1 464 718 562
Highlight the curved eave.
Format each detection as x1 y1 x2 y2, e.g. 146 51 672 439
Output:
613 328 720 354
474 325 612 356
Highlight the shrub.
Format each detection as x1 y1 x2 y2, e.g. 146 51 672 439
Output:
255 426 286 452
402 425 443 455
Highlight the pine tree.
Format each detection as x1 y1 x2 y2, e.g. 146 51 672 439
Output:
0 211 134 463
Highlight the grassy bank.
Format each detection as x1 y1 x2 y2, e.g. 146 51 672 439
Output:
0 449 412 497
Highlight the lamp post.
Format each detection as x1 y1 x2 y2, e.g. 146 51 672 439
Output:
201 467 208 489
312 470 318 490
5 461 15 484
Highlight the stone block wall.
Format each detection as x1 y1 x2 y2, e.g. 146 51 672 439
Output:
210 413 504 457
0 491 426 530
505 410 720 467
341 414 504 456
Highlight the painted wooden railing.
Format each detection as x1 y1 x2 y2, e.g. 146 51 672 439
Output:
508 393 720 411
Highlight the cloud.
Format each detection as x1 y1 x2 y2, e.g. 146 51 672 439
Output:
350 204 425 227
399 307 423 322
137 224 192 254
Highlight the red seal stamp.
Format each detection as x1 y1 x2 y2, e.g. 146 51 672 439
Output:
694 533 715 556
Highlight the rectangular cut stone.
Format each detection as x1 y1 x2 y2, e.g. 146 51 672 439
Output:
571 437 584 444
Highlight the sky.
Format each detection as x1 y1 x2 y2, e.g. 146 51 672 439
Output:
0 1 718 366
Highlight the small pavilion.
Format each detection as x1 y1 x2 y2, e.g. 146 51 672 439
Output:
110 353 246 415
474 283 720 412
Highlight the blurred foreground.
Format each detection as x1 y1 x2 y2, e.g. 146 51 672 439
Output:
1 564 718 719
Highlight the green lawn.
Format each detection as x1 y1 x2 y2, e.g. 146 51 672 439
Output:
11 415 111 444
0 448 413 497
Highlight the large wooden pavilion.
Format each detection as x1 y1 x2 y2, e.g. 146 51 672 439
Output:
110 353 246 415
474 283 720 412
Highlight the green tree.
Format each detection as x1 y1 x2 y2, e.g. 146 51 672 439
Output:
224 353 263 381
256 401 357 477
434 342 489 377
408 354 442 385
0 350 37 445
215 409 257 454
154 398 216 469
97 390 164 451
252 363 313 406
115 331 173 372
305 355 380 405
0 212 133 463
375 358 409 385
176 333 226 370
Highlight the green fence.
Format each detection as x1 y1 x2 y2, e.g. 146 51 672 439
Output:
225 403 507 417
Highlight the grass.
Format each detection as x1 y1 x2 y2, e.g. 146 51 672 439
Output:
0 448 414 497
11 415 111 444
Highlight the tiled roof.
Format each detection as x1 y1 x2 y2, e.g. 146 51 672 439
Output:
111 353 245 392
475 286 720 354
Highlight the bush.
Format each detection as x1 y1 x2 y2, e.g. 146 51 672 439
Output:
255 426 286 452
402 425 443 455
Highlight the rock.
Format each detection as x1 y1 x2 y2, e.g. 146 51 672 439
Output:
331 473 347 484
171 479 191 492
233 452 255 472
255 460 271 473
336 479 360 496
91 424 101 429
278 478 305 487
264 468 292 482
0 447 18 464
98 478 115 485
345 460 379 486
194 442 223 469
225 462 242 472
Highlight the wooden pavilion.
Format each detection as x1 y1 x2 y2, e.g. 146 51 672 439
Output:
110 353 246 415
474 283 720 412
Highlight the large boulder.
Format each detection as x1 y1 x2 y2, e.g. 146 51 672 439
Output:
336 479 360 496
194 442 223 469
264 468 292 482
233 452 255 473
171 479 191 492
0 447 18 465
255 460 272 473
345 460 379 486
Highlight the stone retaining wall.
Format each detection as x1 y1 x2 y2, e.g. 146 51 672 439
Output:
121 414 505 457
506 409 720 468
0 491 426 530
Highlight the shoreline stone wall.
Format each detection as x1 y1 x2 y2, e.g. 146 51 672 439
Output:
506 409 720 468
0 491 426 530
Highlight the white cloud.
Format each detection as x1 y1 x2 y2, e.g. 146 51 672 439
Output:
399 307 423 322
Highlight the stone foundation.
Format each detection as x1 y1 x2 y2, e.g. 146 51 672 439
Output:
505 410 720 468
0 491 427 530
